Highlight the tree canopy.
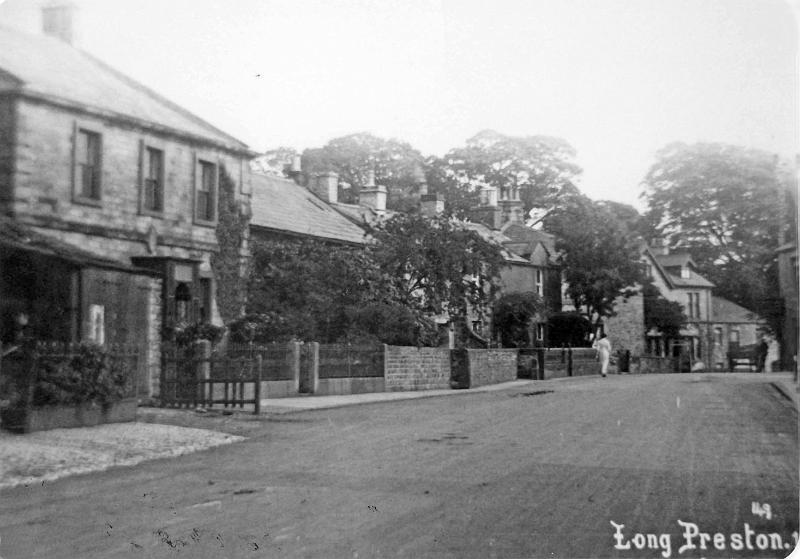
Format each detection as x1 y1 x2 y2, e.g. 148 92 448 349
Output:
641 142 792 334
367 213 506 322
642 282 686 340
301 132 426 207
543 194 644 326
436 130 582 216
492 292 546 347
240 213 505 346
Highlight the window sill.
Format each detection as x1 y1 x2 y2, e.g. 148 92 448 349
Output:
72 195 102 208
139 208 165 219
193 217 218 228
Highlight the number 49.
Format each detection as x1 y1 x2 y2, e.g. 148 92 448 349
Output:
752 501 773 520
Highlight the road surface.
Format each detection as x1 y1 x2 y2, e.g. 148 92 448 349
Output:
0 373 797 558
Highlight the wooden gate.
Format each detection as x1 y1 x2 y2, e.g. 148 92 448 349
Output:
161 344 262 413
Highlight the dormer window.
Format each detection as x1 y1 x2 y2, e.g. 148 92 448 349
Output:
681 266 690 279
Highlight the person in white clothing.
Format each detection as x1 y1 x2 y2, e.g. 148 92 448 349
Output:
593 333 612 377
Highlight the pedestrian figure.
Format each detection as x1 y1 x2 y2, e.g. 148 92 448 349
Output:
756 337 769 372
593 333 612 377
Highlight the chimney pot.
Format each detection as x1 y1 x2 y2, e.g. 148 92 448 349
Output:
311 172 338 204
290 155 302 173
359 183 387 214
365 169 376 188
420 193 445 218
42 3 77 45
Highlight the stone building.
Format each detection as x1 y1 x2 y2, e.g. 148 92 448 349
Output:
640 243 770 371
466 184 562 345
0 18 254 396
249 171 367 246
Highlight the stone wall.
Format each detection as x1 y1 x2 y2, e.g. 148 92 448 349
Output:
571 348 599 376
384 346 452 391
317 377 385 396
542 348 569 379
637 356 677 374
467 349 517 387
605 292 645 357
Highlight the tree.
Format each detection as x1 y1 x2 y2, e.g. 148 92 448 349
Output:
423 155 482 219
301 132 426 207
543 194 645 327
367 213 506 323
642 282 686 340
251 147 299 177
438 130 582 215
641 142 792 334
244 239 387 342
492 292 546 347
547 312 593 347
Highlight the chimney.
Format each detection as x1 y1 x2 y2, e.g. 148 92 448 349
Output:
359 170 387 214
479 185 498 207
420 193 444 218
413 165 428 196
310 172 338 204
469 184 502 229
42 3 77 45
649 238 669 256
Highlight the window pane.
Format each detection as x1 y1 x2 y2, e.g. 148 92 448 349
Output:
77 130 100 199
145 148 163 211
197 161 215 220
81 164 96 198
197 191 208 220
76 131 89 164
85 133 98 165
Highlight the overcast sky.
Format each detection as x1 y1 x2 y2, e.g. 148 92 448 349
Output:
0 0 797 208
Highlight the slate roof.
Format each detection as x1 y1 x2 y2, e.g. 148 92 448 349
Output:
461 222 529 264
0 25 250 153
666 273 715 289
0 217 155 274
652 251 715 288
712 296 763 324
500 222 557 257
249 174 368 245
654 253 695 269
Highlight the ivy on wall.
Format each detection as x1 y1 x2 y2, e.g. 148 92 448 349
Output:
211 165 249 324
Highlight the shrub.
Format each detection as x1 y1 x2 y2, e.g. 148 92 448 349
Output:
29 343 130 407
547 312 593 347
163 322 226 346
492 292 545 348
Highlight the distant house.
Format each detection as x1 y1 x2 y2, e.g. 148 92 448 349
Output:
0 13 255 396
249 164 562 347
640 243 769 371
466 184 562 345
709 296 767 371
